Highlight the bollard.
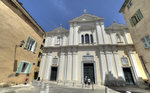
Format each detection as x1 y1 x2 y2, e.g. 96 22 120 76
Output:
45 84 49 93
105 87 109 93
37 81 41 86
92 82 94 91
41 82 45 89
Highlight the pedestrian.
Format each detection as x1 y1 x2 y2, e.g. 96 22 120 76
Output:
24 77 29 85
84 76 88 87
88 77 91 88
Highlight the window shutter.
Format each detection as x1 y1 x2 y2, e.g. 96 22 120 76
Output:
25 36 31 49
146 36 150 47
27 63 32 74
129 19 134 27
136 9 143 20
142 38 148 48
33 42 37 52
16 61 23 73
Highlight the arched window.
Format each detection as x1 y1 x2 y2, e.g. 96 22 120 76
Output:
81 35 84 44
85 34 89 43
116 34 122 42
90 34 93 43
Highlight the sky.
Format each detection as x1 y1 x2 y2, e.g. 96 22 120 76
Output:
18 0 125 32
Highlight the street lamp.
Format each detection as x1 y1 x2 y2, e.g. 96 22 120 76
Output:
13 40 25 72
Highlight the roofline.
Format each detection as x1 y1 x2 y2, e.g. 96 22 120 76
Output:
2 0 45 35
69 19 104 23
119 0 129 13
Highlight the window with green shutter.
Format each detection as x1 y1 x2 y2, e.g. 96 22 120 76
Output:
16 61 32 74
25 36 38 53
27 63 32 74
16 61 24 73
130 9 143 27
136 9 143 20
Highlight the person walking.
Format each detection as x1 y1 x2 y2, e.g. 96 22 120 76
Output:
84 76 88 87
87 77 91 88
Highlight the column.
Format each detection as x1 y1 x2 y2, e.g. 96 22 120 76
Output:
99 50 108 84
124 31 130 44
43 53 52 80
38 53 46 80
100 22 108 44
113 51 125 80
44 37 50 47
79 33 82 44
73 23 79 45
105 51 117 80
69 24 74 45
110 32 117 44
66 48 72 81
93 31 96 44
51 36 55 46
58 48 65 81
128 51 142 78
96 21 104 44
72 48 78 82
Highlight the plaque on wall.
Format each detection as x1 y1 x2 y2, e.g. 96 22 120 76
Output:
121 56 129 66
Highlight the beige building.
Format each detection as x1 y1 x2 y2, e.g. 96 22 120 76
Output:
0 0 45 85
120 0 150 78
39 12 148 87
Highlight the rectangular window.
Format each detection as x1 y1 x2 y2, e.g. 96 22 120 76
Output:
129 9 143 27
142 36 150 48
25 36 38 52
127 0 132 9
16 61 32 74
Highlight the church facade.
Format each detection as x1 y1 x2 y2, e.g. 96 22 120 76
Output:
38 13 148 86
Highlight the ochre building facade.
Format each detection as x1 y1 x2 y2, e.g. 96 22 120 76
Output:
0 0 45 85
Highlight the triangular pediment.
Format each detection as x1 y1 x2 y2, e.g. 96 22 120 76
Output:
47 26 69 34
105 22 127 31
69 13 104 23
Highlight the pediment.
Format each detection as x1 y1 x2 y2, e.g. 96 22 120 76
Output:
69 13 104 23
47 26 69 34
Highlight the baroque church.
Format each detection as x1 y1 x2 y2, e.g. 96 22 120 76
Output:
38 12 148 86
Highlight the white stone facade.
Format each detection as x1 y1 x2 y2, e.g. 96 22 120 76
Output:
38 13 147 86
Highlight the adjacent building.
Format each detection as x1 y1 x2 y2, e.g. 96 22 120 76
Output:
0 0 45 85
119 0 150 78
39 12 148 87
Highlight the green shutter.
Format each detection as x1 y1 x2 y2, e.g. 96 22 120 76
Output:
27 63 32 74
33 42 37 53
16 61 23 73
136 9 143 20
25 36 31 49
129 19 134 27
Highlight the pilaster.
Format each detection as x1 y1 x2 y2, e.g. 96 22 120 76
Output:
72 48 78 82
43 53 52 81
96 21 103 44
38 53 46 81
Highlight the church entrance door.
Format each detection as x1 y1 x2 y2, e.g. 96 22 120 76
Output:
84 63 95 83
123 68 135 85
50 67 57 81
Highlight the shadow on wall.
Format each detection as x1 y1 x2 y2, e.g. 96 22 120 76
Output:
104 71 126 87
104 71 147 87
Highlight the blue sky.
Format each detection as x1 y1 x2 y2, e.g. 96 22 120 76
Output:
18 0 125 32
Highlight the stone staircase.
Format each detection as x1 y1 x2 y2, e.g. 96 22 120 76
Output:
32 81 120 93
